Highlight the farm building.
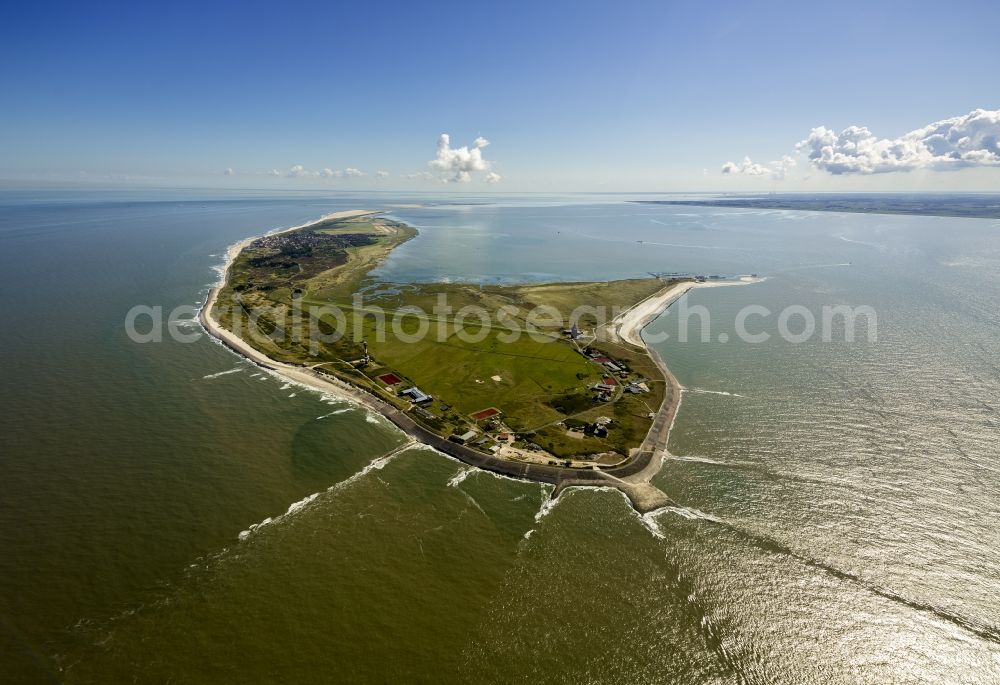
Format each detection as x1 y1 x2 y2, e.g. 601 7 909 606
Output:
401 387 432 403
449 430 478 445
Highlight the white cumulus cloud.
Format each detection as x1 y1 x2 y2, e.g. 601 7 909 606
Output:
428 133 496 183
798 108 1000 174
721 155 795 179
344 167 365 177
224 167 235 176
485 171 502 184
375 170 389 179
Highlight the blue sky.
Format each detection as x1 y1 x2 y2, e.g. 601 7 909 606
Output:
2 0 999 191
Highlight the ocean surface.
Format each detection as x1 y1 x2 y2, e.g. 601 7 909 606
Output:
1 190 998 683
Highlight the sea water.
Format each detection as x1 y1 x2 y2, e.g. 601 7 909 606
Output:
1 190 998 683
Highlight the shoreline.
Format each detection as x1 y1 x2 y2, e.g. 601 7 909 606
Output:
200 210 387 409
603 276 762 487
198 209 757 512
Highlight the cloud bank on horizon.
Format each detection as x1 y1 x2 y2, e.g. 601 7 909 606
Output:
722 155 796 180
723 108 1000 178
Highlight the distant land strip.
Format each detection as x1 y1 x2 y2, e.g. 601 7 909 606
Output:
633 194 1000 219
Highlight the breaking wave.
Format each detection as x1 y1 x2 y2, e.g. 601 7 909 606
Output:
237 441 419 542
685 388 745 398
238 492 320 541
447 467 476 488
667 455 729 465
317 408 353 420
202 367 243 380
655 505 724 523
533 485 565 523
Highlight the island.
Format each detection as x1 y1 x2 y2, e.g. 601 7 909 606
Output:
200 209 743 512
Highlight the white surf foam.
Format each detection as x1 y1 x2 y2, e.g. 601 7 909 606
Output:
667 455 728 465
447 467 476 488
236 441 418 543
202 367 243 380
685 388 745 398
558 485 669 540
655 505 723 523
460 489 487 517
640 511 666 539
534 492 561 522
328 441 416 493
238 492 320 541
317 408 353 420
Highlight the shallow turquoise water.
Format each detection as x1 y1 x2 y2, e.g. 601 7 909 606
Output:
1 191 998 682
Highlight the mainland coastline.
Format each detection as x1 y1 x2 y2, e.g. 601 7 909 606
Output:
199 209 756 512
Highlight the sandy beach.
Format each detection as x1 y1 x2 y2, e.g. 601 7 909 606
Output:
610 276 763 347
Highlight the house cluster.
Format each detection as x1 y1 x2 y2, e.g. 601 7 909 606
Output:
252 230 372 252
447 412 515 455
566 415 613 439
413 406 437 420
581 348 636 400
582 347 629 374
592 375 618 402
584 422 610 438
449 427 507 454
449 429 478 445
